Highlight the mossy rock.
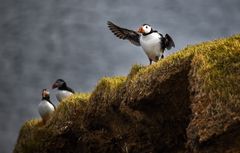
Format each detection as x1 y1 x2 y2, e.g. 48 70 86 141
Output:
14 34 240 153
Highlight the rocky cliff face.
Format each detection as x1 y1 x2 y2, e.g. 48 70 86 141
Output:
14 34 240 153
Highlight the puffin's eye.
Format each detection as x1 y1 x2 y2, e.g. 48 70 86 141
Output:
145 26 148 29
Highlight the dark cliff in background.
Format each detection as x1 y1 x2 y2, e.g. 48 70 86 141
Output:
14 35 240 153
0 0 240 152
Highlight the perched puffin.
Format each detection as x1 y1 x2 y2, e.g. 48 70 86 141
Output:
38 89 55 123
52 79 75 102
107 21 175 64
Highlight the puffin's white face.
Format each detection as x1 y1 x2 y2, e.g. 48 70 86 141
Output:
138 24 152 34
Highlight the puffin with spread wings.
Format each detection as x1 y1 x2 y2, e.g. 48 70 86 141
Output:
107 21 175 64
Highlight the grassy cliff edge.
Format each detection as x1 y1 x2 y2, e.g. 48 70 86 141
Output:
14 34 240 153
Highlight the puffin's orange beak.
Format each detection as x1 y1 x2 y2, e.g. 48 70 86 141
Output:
138 26 144 33
42 89 49 97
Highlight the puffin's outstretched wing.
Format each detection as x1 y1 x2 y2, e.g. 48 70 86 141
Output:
107 21 141 46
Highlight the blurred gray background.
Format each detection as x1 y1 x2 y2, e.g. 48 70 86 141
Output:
0 0 239 152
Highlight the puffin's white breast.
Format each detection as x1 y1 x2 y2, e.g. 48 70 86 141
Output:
56 90 73 102
140 33 162 61
38 100 55 118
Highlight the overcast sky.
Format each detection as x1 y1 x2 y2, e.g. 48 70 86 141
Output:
0 0 239 152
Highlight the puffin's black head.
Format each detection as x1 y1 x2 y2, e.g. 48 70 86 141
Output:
138 24 153 35
52 79 66 89
42 89 50 99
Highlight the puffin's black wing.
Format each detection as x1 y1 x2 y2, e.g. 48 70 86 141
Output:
164 34 175 50
107 21 141 46
49 100 56 110
160 33 175 51
66 87 75 94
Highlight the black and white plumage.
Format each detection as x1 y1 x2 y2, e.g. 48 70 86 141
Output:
52 79 75 102
107 21 175 64
38 89 55 123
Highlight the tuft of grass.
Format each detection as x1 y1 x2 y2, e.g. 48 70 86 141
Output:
49 93 90 125
127 64 146 80
94 76 126 90
90 76 126 100
89 76 126 112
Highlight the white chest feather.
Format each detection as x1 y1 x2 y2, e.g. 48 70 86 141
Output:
38 100 55 118
140 33 162 61
56 90 73 102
